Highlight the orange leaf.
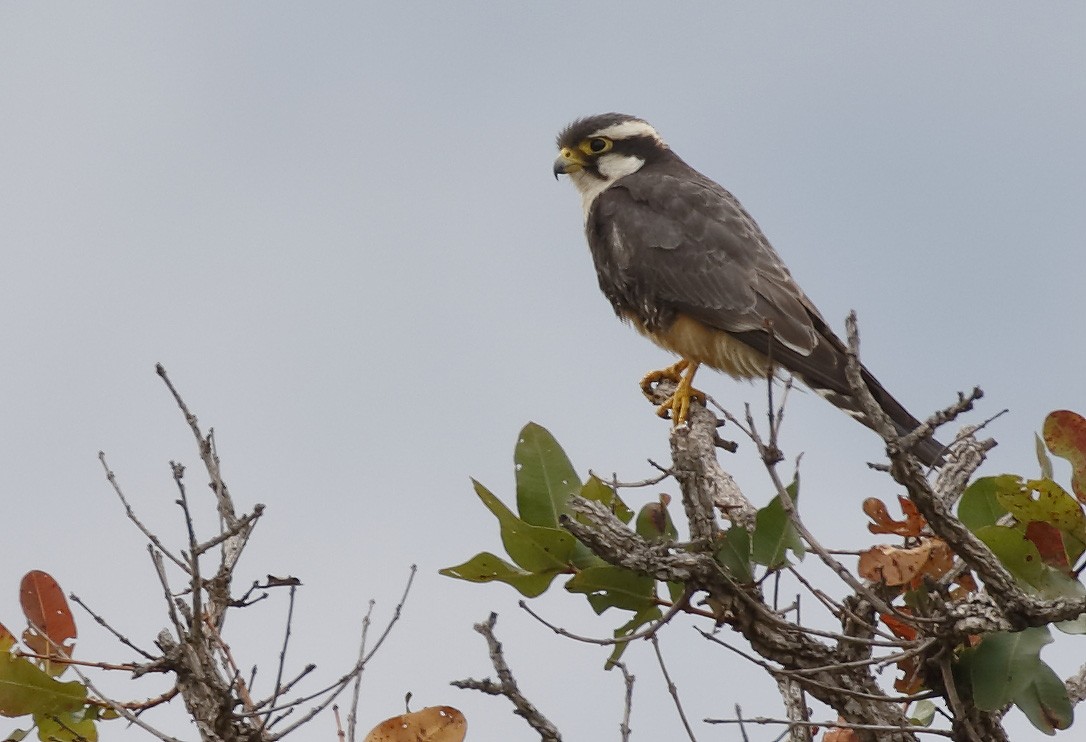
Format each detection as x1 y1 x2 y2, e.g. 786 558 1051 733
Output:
1043 410 1086 501
863 496 925 537
858 538 951 588
19 571 76 664
881 611 918 641
892 654 926 695
822 719 860 741
363 706 466 742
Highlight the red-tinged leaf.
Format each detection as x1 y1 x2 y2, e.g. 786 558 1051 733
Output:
1043 410 1086 501
635 494 678 543
881 612 918 642
1013 660 1074 734
1025 521 1070 572
0 624 14 652
19 572 75 672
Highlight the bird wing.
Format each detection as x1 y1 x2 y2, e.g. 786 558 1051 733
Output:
591 163 822 357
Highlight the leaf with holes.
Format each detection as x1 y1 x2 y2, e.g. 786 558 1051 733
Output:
19 571 75 677
976 525 1083 605
999 479 1086 536
363 706 466 742
515 422 580 528
858 538 952 589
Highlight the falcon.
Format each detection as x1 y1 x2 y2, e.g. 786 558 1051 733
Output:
553 113 945 466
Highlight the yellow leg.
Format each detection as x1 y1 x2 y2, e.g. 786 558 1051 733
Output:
640 359 706 425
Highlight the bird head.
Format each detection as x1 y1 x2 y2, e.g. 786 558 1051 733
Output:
553 114 667 203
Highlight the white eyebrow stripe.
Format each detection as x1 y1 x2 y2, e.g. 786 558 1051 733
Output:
589 120 661 141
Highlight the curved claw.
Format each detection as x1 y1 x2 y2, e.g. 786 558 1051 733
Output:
641 360 705 425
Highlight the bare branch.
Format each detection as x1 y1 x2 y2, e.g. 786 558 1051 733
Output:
452 613 562 742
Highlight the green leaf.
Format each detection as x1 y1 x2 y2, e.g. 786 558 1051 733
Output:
970 627 1053 711
570 477 633 569
999 479 1086 536
967 626 1073 734
578 475 634 524
0 653 86 717
35 707 98 742
439 552 559 598
566 566 657 614
1013 657 1074 733
752 478 804 568
976 524 1084 600
714 526 753 583
976 525 1046 587
1036 433 1054 480
958 476 1016 532
604 606 662 669
472 479 575 572
515 422 581 528
908 699 936 726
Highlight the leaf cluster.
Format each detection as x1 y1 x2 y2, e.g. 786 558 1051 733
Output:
441 422 805 665
0 571 113 742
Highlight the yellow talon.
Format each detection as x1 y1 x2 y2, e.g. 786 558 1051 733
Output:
640 359 705 425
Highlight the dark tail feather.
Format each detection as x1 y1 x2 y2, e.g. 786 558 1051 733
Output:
858 367 946 467
810 367 946 467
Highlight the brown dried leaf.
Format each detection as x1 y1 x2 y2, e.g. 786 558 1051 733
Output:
363 706 466 742
858 538 950 588
863 496 926 537
893 653 926 695
19 571 76 663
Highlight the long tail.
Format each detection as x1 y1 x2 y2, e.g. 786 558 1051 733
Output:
814 367 947 467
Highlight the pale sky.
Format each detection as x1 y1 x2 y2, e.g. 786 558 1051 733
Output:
2 3 1084 740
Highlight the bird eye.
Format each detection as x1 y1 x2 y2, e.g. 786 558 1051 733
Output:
588 137 611 153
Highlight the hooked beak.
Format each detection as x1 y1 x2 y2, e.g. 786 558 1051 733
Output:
552 147 586 179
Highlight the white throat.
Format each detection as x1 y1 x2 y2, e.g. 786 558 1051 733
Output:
568 152 646 223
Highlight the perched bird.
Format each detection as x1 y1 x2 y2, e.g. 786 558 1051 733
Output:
553 113 945 466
